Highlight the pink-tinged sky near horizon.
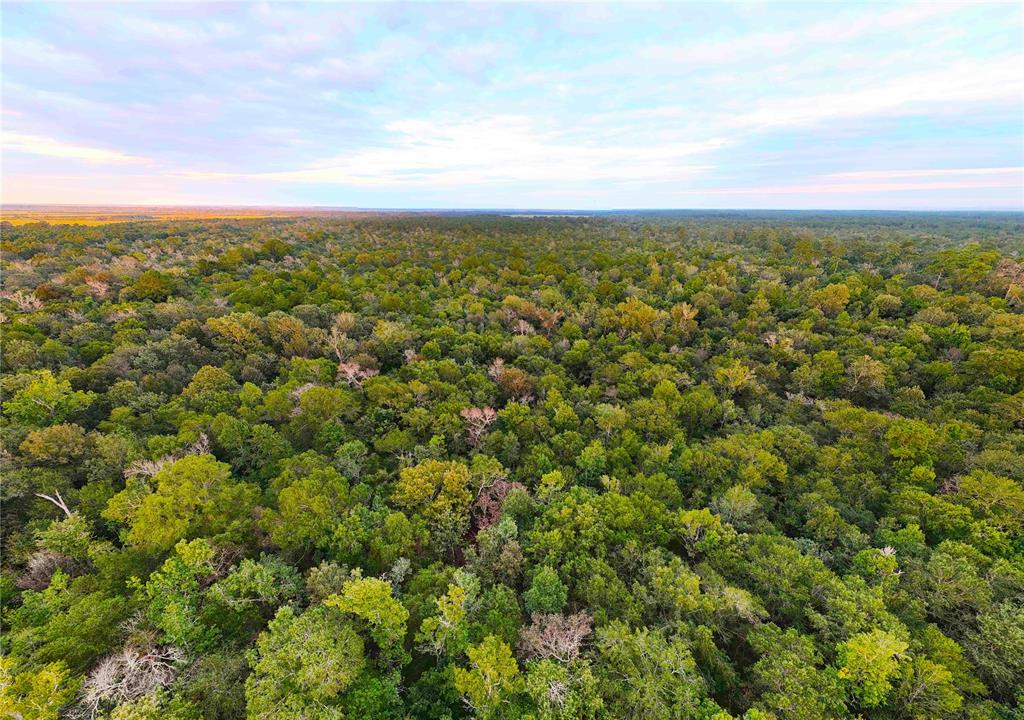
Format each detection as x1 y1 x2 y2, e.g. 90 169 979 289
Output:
2 1 1023 210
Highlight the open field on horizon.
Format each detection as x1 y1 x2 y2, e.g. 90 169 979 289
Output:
0 205 388 225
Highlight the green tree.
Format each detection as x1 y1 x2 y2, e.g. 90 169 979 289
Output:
137 538 219 651
182 365 240 414
593 622 713 719
953 470 1024 536
245 605 365 720
0 658 79 720
811 283 851 317
19 423 89 465
524 566 568 614
2 369 94 426
524 659 603 720
416 581 473 659
837 629 909 708
967 602 1024 701
264 466 352 553
104 454 258 552
391 459 472 553
325 575 410 665
128 269 176 301
454 635 523 719
748 624 848 720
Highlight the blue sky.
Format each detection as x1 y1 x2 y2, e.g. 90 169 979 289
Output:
2 2 1022 209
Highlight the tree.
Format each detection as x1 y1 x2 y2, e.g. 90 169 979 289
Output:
104 454 258 553
454 635 523 719
593 622 713 719
267 311 319 358
518 612 592 663
245 605 365 720
953 470 1024 536
5 212 1024 720
524 658 603 720
891 656 963 719
811 283 851 317
208 554 303 617
837 629 909 708
325 575 409 665
748 624 848 720
3 570 129 673
138 538 218 652
967 602 1024 701
128 269 176 301
593 403 629 438
575 440 607 483
677 384 722 436
391 459 472 552
613 297 666 339
264 466 352 553
525 566 569 615
2 369 94 426
417 581 473 659
0 658 79 720
80 646 186 717
847 355 888 399
182 365 239 414
462 406 498 448
19 423 89 465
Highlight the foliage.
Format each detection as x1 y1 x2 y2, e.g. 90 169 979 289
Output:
0 658 79 720
453 635 523 719
1 212 1022 718
244 604 364 720
837 629 909 707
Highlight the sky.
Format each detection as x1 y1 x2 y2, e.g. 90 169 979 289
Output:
1 1 1023 210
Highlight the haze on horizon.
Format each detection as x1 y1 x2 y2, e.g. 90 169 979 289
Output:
2 1 1023 211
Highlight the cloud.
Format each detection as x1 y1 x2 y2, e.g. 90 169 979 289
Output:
583 53 1024 153
640 3 968 67
732 55 1024 132
2 2 1020 208
1 37 100 76
828 167 1023 180
676 178 1022 196
178 115 722 187
291 56 382 89
1 132 145 164
441 40 509 80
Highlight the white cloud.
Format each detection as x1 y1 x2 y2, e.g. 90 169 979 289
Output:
642 2 972 67
578 52 1023 155
676 177 1022 196
828 166 1023 180
179 115 722 187
731 55 1024 132
441 40 509 79
2 132 145 164
1 37 100 76
3 2 1019 208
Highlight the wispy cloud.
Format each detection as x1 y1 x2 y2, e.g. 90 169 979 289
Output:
640 2 968 67
179 116 722 187
2 132 145 164
1 2 1021 208
733 55 1024 132
1 37 100 76
676 178 1022 196
829 167 1023 180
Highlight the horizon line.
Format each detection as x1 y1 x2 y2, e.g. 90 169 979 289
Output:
3 203 1023 214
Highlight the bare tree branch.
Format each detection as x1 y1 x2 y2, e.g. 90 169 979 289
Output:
35 489 72 519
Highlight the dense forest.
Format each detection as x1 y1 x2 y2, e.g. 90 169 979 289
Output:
1 212 1022 720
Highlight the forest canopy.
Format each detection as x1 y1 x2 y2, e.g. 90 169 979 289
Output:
1 211 1022 719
